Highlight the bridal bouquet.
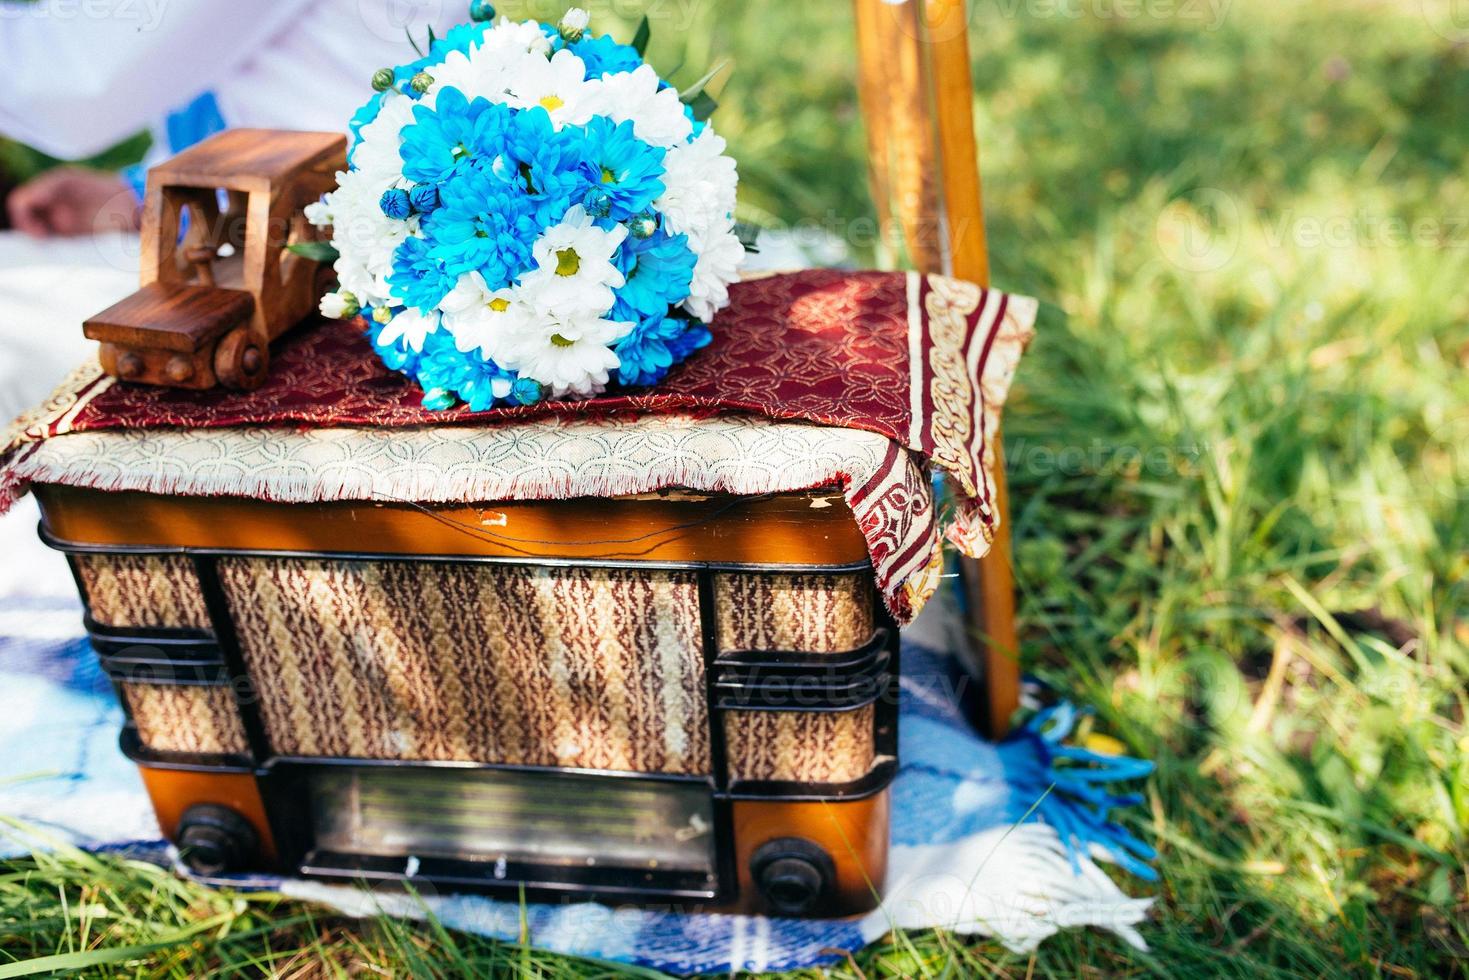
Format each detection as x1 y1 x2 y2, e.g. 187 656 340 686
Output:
308 4 743 409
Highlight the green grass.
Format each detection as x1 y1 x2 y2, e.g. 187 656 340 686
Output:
3 0 1468 974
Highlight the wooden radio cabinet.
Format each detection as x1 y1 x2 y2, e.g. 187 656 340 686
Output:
37 484 897 917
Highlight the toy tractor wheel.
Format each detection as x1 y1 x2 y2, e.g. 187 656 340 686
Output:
214 327 269 390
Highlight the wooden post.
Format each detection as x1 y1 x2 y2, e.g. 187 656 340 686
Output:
853 0 1021 736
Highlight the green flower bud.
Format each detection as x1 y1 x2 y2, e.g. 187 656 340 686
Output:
560 7 590 38
371 68 395 92
320 291 360 320
410 71 434 95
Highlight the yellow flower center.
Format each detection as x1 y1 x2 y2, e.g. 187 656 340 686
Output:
539 94 565 112
554 247 581 277
488 297 511 313
600 166 617 184
550 333 575 348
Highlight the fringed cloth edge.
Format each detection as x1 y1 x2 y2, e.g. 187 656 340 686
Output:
6 413 963 621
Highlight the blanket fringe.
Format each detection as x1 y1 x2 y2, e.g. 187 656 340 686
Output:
1000 703 1159 881
862 823 1154 954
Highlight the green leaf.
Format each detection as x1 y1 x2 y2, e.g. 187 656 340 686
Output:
426 25 437 50
683 91 718 123
286 241 339 263
631 15 651 58
405 25 424 58
678 61 729 105
734 221 763 253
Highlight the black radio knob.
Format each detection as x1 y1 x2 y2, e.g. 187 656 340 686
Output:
751 837 836 916
176 804 257 877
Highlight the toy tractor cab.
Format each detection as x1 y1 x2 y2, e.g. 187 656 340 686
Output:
85 129 346 390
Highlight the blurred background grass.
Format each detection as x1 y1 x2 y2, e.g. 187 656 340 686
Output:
3 0 1468 975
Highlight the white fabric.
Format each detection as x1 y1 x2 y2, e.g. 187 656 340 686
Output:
862 826 1152 954
0 231 132 598
12 414 895 508
0 0 458 159
0 231 134 421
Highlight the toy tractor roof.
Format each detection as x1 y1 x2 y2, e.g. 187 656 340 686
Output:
149 129 345 194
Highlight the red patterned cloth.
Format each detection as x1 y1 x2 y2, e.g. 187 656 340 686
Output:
2 270 1036 615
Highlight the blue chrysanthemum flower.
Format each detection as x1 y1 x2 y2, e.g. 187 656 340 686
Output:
400 87 513 185
613 229 696 319
388 236 458 312
430 20 493 59
347 92 384 166
614 314 706 387
424 166 540 285
497 107 591 226
682 102 707 138
668 319 713 360
367 312 422 374
412 329 514 411
570 34 644 78
580 115 666 221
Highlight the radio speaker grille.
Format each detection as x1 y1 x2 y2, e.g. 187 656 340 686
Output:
74 553 211 629
723 705 877 784
122 682 249 756
716 573 873 653
219 558 711 775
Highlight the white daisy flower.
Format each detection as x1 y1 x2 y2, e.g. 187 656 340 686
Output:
376 307 441 352
426 26 549 105
681 216 745 322
505 48 592 129
497 308 632 398
440 272 531 362
351 91 418 183
324 168 414 308
519 205 628 315
573 65 692 148
304 199 333 228
425 47 510 104
655 127 739 240
480 16 554 58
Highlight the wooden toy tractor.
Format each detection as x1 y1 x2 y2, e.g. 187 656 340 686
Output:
84 129 346 391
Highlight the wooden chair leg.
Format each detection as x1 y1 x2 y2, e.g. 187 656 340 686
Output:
963 443 1020 739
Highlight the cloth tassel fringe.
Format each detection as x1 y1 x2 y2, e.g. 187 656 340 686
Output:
999 702 1159 881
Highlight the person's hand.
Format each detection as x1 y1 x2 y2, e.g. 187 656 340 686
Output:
6 167 141 238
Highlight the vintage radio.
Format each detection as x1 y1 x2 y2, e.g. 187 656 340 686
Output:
36 482 898 917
